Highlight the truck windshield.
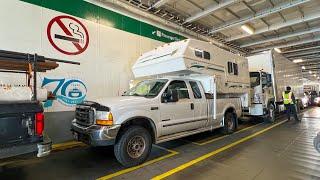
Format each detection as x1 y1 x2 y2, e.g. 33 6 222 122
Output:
250 72 260 88
123 79 168 97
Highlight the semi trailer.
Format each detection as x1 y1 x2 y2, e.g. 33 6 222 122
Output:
247 50 304 119
71 39 278 167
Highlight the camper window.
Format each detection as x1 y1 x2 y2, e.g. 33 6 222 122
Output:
203 51 210 60
233 63 238 75
190 81 202 99
228 62 233 74
195 49 203 58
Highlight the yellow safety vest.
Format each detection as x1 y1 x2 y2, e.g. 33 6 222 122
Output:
282 91 293 105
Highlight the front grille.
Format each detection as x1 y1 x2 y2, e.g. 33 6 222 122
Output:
75 106 94 126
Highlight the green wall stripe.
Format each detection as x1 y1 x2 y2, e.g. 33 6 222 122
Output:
20 0 185 43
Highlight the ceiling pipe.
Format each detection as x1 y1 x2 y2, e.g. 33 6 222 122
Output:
210 0 311 34
240 27 320 48
252 36 320 53
227 11 320 42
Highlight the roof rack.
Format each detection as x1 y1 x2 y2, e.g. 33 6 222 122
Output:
0 49 80 101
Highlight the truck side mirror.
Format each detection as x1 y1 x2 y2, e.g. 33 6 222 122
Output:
267 74 272 87
162 89 179 103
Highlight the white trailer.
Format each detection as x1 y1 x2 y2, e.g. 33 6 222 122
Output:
247 50 304 119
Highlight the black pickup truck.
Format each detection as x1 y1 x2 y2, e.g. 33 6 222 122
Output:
0 101 50 158
0 50 79 159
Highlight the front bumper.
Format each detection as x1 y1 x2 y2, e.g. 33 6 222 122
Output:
71 120 121 146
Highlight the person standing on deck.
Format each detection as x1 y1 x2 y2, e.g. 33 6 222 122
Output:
282 86 300 122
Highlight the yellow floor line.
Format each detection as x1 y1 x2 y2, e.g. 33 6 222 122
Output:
52 141 86 151
151 119 288 180
193 122 264 146
97 145 179 180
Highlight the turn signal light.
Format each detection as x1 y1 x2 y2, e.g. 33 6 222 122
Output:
96 112 113 126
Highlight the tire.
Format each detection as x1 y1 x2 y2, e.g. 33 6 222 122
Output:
221 112 236 134
265 103 275 123
314 135 320 153
114 126 152 167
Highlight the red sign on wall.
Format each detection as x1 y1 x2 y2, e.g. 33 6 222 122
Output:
47 15 89 55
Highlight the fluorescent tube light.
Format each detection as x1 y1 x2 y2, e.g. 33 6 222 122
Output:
274 48 282 53
293 59 303 63
241 24 254 35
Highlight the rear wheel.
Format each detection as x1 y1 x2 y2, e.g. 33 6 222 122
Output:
221 112 236 134
114 126 152 167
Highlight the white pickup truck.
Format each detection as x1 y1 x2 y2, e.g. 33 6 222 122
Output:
71 39 249 167
71 77 241 167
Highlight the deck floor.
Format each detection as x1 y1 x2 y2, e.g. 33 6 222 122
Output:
1 108 319 180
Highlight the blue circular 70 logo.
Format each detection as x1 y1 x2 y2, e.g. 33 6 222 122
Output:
41 77 87 108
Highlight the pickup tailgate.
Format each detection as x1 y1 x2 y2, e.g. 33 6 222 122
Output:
0 101 43 147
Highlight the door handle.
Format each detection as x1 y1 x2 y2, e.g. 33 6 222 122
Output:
191 103 194 110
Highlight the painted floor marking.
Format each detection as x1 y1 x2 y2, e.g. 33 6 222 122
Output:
97 145 179 180
151 119 288 180
52 141 86 151
191 122 264 146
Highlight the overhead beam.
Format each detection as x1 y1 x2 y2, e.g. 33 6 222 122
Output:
227 11 320 42
282 46 320 54
152 0 172 8
210 0 310 34
185 0 240 23
288 56 320 60
251 36 320 53
285 50 320 58
240 27 320 48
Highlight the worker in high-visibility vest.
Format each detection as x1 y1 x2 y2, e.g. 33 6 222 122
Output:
282 86 300 122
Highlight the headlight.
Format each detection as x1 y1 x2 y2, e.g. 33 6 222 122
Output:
253 94 261 103
302 97 308 104
96 111 113 126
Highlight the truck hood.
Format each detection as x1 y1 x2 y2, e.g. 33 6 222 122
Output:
95 96 153 109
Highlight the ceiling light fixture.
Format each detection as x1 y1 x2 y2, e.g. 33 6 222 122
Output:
302 66 306 70
293 59 304 63
309 70 312 74
274 48 282 53
241 24 254 35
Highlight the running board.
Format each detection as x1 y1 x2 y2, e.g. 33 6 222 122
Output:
156 127 212 144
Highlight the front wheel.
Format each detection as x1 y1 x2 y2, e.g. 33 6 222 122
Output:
114 126 152 167
265 104 275 123
221 112 236 134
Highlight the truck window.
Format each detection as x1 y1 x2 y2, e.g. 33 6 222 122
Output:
123 79 168 97
228 62 233 74
250 72 260 88
195 49 203 58
233 63 238 75
189 81 202 99
165 80 190 99
203 51 211 60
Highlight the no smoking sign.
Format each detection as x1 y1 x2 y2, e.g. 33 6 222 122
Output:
47 15 89 55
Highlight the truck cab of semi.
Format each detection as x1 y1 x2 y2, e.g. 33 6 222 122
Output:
249 71 274 115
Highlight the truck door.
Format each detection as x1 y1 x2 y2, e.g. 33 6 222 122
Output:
159 80 195 136
189 81 208 128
